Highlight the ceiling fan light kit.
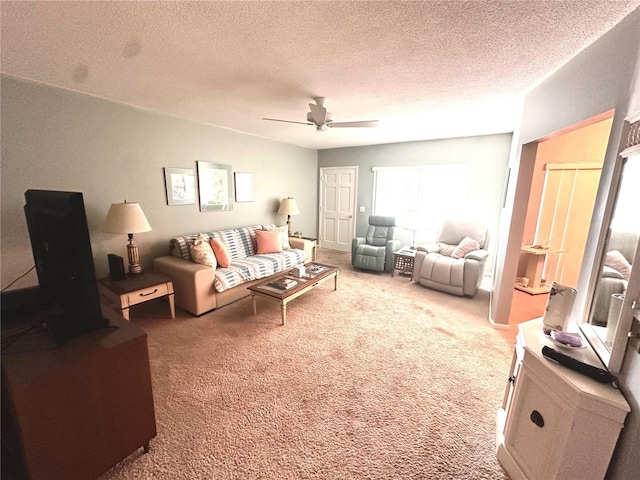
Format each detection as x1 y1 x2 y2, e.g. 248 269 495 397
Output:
264 97 378 132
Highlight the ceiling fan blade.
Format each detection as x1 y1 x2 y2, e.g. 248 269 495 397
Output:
329 120 379 128
308 103 327 125
262 118 313 125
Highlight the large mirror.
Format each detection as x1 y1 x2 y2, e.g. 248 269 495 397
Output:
582 147 640 372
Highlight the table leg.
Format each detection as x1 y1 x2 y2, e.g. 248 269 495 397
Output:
252 293 257 315
334 272 339 290
167 293 176 319
525 254 546 289
121 307 130 321
281 303 286 326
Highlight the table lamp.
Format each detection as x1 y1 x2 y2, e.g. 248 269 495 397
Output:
103 200 152 276
277 197 300 236
402 209 423 249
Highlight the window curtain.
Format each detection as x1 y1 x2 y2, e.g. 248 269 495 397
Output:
372 164 471 230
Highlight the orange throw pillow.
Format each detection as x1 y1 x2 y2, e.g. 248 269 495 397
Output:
209 238 230 268
255 229 282 254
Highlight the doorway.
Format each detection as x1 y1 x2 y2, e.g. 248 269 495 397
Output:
509 115 613 325
318 166 358 252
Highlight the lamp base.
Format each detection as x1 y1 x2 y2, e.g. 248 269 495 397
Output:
127 237 143 277
286 217 293 236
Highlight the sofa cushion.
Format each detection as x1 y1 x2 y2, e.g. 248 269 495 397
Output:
190 233 217 268
213 249 307 292
171 233 202 260
255 229 282 254
210 238 230 268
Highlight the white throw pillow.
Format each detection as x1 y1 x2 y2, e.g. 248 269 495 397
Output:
451 236 480 259
604 250 631 280
264 225 290 250
190 233 217 268
278 225 291 250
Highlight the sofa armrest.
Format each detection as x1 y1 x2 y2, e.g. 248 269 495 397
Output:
602 265 624 279
352 237 366 263
416 242 441 254
465 249 488 262
385 240 402 272
288 237 314 263
153 256 217 316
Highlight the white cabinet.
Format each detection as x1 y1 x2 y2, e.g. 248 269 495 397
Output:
496 319 629 480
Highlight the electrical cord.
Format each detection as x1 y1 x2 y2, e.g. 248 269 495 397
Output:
1 266 36 292
1 321 47 352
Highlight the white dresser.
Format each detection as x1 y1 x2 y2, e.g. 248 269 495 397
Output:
496 319 630 480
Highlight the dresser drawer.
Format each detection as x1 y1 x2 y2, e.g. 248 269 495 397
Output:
124 282 170 307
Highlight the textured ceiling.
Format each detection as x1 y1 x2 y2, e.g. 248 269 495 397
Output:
2 1 639 150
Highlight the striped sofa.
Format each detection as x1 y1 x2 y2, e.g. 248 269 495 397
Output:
153 224 314 316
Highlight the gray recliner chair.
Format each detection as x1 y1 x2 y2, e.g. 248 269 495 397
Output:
352 216 400 272
413 219 489 297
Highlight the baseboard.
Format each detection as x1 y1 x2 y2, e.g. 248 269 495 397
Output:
489 316 511 330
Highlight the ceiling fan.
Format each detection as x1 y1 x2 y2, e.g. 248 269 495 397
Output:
263 97 379 131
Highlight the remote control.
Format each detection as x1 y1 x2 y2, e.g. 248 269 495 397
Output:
541 346 614 384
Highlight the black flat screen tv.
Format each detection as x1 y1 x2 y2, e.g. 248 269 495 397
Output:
23 190 107 343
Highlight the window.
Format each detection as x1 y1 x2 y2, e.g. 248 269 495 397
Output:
372 164 471 228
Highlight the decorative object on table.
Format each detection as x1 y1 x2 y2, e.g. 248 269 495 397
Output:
163 167 196 205
542 282 578 334
549 330 584 349
277 197 300 236
234 172 254 202
293 264 306 277
197 161 233 211
269 277 297 290
103 200 152 277
401 209 423 249
307 263 327 274
107 253 126 281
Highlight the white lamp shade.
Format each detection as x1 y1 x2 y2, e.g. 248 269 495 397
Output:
277 197 300 216
402 209 423 230
103 202 152 234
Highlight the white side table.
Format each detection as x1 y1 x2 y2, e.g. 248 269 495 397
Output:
496 318 629 480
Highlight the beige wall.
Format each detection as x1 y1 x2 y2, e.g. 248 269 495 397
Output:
0 76 318 289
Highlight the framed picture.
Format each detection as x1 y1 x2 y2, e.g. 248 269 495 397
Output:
197 161 233 211
234 172 254 202
164 167 196 205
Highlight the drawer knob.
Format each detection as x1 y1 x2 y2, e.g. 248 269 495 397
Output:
530 410 544 428
140 288 158 297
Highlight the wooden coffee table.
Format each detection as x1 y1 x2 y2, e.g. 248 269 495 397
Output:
248 263 340 325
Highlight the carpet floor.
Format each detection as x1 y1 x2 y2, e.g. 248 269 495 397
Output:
100 249 513 479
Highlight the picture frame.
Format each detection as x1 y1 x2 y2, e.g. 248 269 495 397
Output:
197 161 233 211
234 172 255 202
164 167 196 206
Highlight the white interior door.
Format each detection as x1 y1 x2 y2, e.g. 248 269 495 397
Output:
319 166 357 252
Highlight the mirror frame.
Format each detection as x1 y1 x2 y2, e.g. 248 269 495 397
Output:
581 113 640 373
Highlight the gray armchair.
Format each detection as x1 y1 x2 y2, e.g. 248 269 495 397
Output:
413 219 489 297
352 216 400 272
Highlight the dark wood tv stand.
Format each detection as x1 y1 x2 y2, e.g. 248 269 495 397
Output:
1 308 156 480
